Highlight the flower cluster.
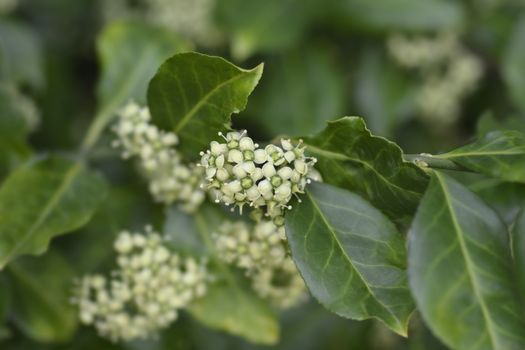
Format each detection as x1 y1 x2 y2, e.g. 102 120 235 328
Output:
112 102 205 212
199 130 317 223
75 228 208 342
387 33 483 126
213 220 307 309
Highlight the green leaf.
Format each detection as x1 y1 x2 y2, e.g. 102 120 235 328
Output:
215 0 313 60
0 19 44 90
458 172 525 226
81 20 191 151
437 130 525 183
327 0 464 32
285 182 414 336
476 114 525 136
0 274 9 323
0 157 107 269
7 250 77 342
354 47 416 137
302 117 428 222
246 47 345 137
408 171 525 350
189 278 279 345
148 52 263 159
0 84 35 178
512 209 525 297
503 16 525 114
164 206 279 344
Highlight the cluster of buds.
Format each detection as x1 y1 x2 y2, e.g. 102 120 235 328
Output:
199 130 317 223
112 102 205 212
213 220 307 309
387 33 483 125
251 258 307 309
74 228 208 342
213 221 286 272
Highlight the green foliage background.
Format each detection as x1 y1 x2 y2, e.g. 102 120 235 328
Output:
0 0 525 349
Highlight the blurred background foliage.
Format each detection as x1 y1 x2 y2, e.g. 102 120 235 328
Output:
0 0 524 349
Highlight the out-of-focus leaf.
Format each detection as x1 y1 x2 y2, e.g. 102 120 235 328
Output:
409 171 525 350
285 182 414 336
164 205 279 344
81 20 191 151
512 209 525 297
7 251 77 342
164 205 216 256
354 48 416 137
476 114 525 136
246 48 345 137
326 0 464 32
0 19 44 90
302 117 428 222
0 274 9 322
189 277 279 345
0 84 35 178
62 187 149 273
438 130 525 183
503 16 525 114
148 52 263 159
216 0 313 60
0 157 107 269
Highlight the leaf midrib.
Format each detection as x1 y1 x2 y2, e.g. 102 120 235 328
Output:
0 163 82 268
173 70 255 133
304 142 423 198
305 189 403 331
435 172 499 349
439 149 525 158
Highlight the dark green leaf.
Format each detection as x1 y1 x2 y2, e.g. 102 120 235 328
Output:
0 157 107 269
408 171 525 350
512 209 525 298
503 16 525 114
81 20 191 151
148 52 263 159
164 206 279 344
327 0 464 32
285 182 414 336
476 114 525 136
246 47 345 137
0 19 44 90
354 48 416 137
189 278 279 345
302 117 428 222
0 84 35 178
0 274 9 323
465 174 525 226
7 251 77 342
438 130 525 183
216 0 313 60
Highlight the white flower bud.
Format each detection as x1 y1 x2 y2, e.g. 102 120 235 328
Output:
254 149 267 164
262 163 276 178
228 149 243 163
239 137 255 151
